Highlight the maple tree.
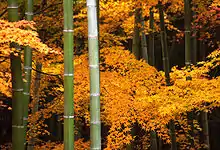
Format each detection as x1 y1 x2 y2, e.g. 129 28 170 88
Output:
0 0 220 149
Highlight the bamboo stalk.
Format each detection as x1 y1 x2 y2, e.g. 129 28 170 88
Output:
8 0 25 149
201 111 210 149
158 3 170 85
200 40 210 149
132 7 141 60
63 0 74 149
23 0 34 145
149 7 155 66
191 9 197 65
158 2 177 150
10 51 25 150
86 0 101 149
140 8 148 63
150 131 158 150
184 0 195 148
27 62 42 150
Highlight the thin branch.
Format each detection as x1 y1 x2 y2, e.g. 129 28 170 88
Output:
32 67 63 84
0 9 7 18
34 2 62 15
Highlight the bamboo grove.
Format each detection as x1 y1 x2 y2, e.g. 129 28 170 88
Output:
0 0 220 149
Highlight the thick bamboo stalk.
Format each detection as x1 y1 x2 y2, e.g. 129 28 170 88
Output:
63 0 74 149
148 7 158 149
8 0 25 149
184 0 195 148
86 0 101 149
184 0 192 70
158 3 170 85
140 9 148 63
150 131 158 150
199 40 209 149
10 52 25 150
201 111 210 149
158 3 177 150
27 63 42 150
149 7 155 66
132 7 141 60
191 9 197 65
23 0 34 145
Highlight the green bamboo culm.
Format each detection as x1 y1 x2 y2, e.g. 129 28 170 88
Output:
158 2 170 85
27 63 42 150
150 131 158 150
200 42 210 149
140 8 148 63
23 0 34 146
201 111 210 149
132 7 141 60
63 0 74 149
191 10 197 65
8 0 25 149
184 0 192 72
149 7 155 66
10 50 25 150
158 2 177 150
86 0 101 149
148 7 157 149
184 0 195 148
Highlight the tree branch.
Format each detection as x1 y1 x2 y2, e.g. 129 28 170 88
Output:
32 67 63 84
0 9 7 18
34 2 62 15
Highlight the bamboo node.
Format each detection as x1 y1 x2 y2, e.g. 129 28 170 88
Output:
63 29 73 32
12 88 23 92
64 115 74 119
88 35 98 38
91 148 101 150
89 65 99 68
23 92 30 95
12 125 24 128
23 117 28 121
7 6 18 9
25 12 34 16
64 73 73 76
90 121 101 125
24 66 32 70
90 93 100 96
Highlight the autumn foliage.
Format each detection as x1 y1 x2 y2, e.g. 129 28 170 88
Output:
24 46 220 149
0 0 220 149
